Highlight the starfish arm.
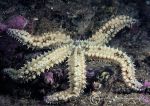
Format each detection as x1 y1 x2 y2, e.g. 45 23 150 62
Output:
3 45 71 81
7 28 73 49
84 45 143 90
44 47 86 103
89 15 137 45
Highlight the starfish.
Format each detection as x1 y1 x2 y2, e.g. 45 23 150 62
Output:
3 15 143 103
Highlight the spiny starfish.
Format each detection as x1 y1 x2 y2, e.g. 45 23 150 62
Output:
3 15 143 103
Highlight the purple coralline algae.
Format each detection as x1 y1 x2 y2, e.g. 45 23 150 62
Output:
143 80 150 87
42 72 54 85
0 23 7 32
0 15 28 33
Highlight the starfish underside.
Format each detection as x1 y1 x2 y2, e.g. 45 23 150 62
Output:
3 15 143 103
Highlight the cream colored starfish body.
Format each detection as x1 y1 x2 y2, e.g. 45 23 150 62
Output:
4 15 143 103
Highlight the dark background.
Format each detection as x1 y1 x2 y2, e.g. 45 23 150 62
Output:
0 0 150 105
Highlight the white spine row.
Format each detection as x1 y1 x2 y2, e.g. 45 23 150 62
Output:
68 47 86 95
7 29 72 49
89 15 137 45
44 47 86 103
85 45 143 90
18 45 71 81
